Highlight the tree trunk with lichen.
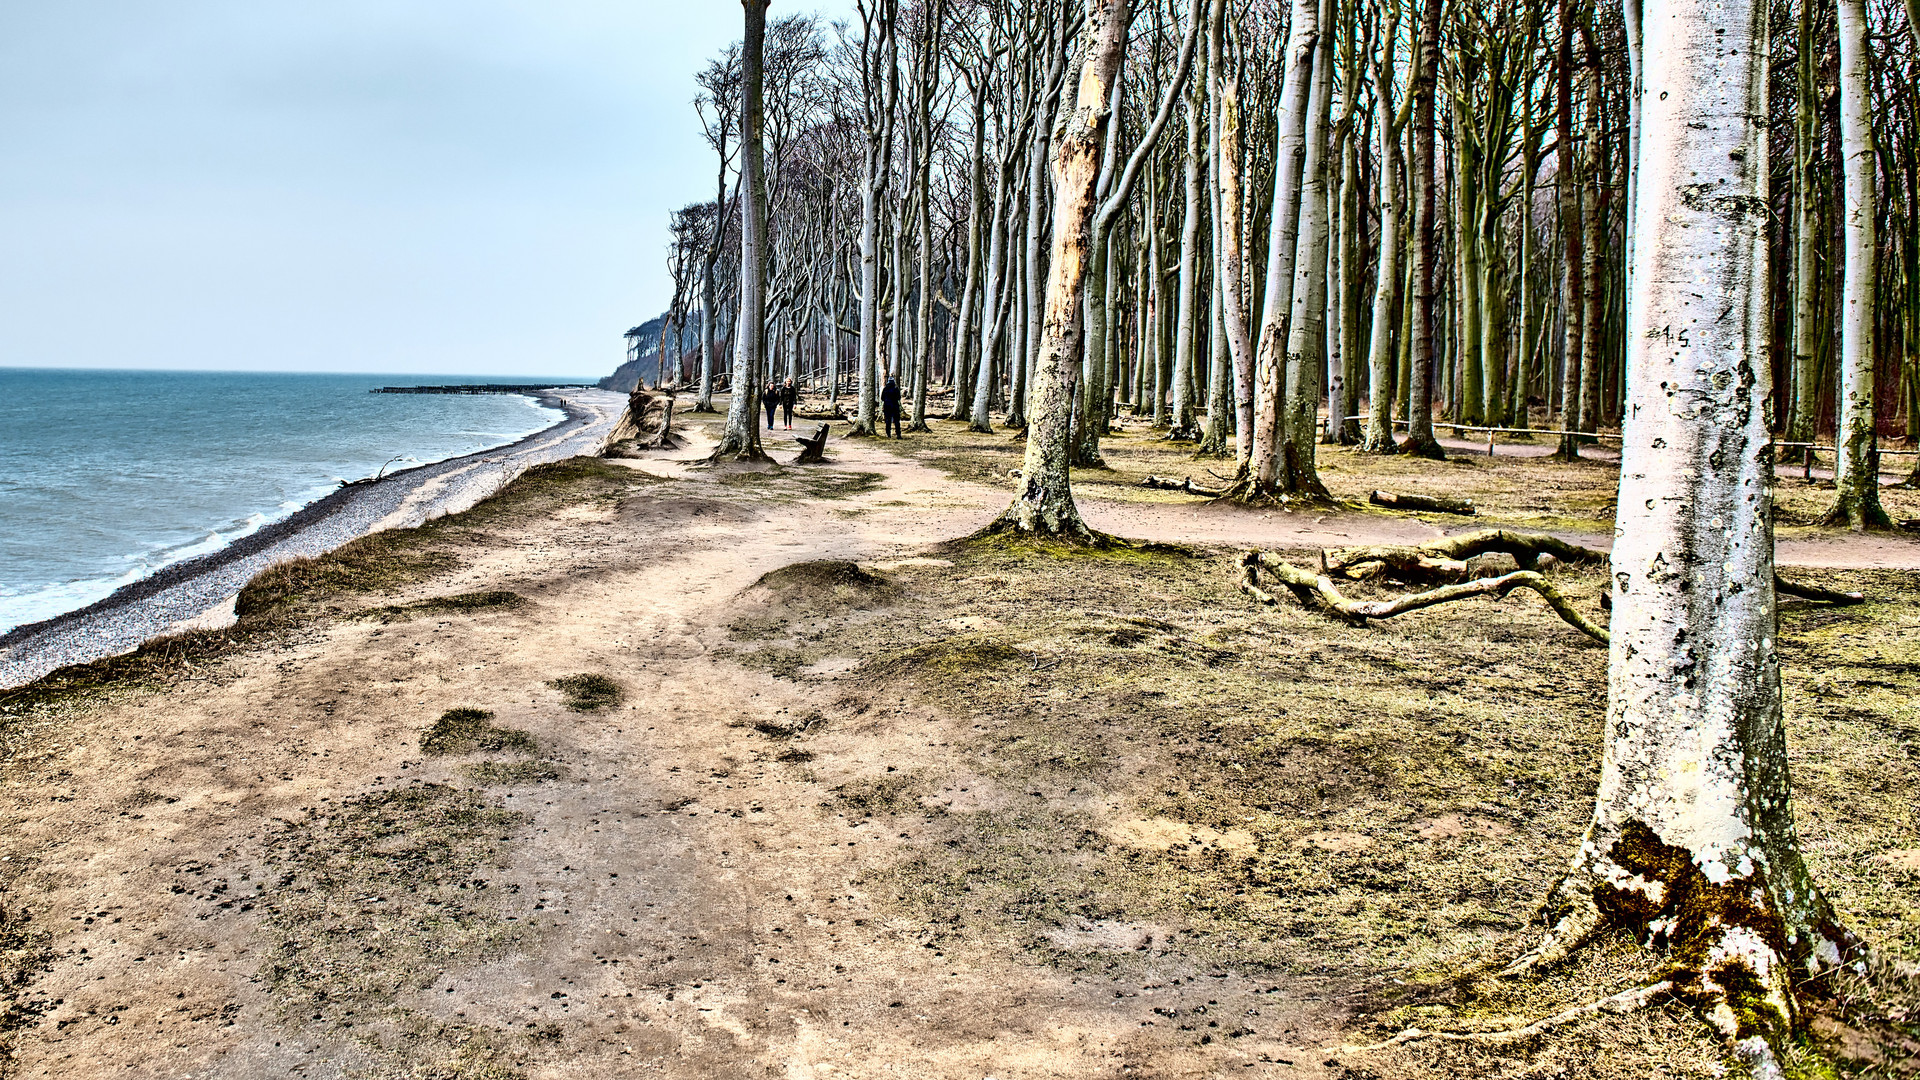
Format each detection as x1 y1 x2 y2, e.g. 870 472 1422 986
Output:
712 0 772 462
1402 0 1445 459
1363 6 1403 454
1210 0 1257 466
1824 0 1890 530
990 0 1135 541
1232 0 1319 496
1514 4 1861 1070
1277 0 1334 498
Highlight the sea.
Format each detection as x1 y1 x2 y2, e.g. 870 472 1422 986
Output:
0 368 578 636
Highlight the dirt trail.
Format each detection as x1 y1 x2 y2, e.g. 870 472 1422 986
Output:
0 419 1351 1080
2 411 1911 1080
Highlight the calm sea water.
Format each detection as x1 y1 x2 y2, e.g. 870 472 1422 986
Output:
0 369 573 634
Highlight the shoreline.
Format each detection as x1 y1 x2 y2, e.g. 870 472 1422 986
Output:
0 387 628 689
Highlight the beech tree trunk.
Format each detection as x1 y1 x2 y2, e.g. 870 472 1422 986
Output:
1209 1 1257 466
1520 1 1861 1069
714 0 772 461
1787 0 1819 455
949 69 989 422
1239 0 1321 492
850 0 899 438
1363 8 1403 454
1403 0 1445 458
1277 0 1334 496
1169 68 1206 441
992 0 1136 540
1826 0 1890 529
1554 0 1586 458
972 151 1015 432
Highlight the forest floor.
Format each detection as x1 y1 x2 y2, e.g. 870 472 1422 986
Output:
1 396 1916 1080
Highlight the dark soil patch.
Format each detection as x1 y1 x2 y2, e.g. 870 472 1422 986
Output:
257 784 535 1076
464 760 566 786
354 590 529 623
547 673 622 712
420 709 537 757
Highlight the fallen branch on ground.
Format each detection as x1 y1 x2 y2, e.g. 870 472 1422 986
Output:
1370 489 1475 515
1139 475 1228 497
1323 529 1607 583
1241 550 1611 643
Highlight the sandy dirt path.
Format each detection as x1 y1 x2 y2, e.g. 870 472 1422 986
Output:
2 412 1911 1080
0 420 1357 1079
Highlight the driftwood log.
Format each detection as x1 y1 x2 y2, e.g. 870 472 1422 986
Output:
1139 475 1228 497
603 389 682 456
1369 489 1476 515
793 423 831 464
794 406 846 421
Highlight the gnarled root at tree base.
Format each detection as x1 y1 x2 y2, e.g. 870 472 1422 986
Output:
603 389 684 456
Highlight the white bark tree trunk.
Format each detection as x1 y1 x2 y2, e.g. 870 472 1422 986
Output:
1522 0 1861 1068
1277 0 1334 496
714 0 771 460
1826 0 1889 529
1363 10 1403 454
1239 0 1319 493
1170 73 1205 440
992 0 1136 540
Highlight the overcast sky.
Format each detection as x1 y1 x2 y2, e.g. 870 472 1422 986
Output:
0 1 855 379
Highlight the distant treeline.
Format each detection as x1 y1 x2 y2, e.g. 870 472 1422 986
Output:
601 313 704 394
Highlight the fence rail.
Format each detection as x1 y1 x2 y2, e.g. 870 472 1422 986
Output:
1335 415 1916 466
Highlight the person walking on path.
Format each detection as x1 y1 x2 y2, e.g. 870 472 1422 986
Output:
881 376 903 439
764 382 779 430
781 378 797 429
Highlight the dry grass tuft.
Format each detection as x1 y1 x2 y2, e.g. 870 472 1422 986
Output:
420 708 537 757
547 673 622 712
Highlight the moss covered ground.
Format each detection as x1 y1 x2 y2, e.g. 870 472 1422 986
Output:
728 533 1920 1077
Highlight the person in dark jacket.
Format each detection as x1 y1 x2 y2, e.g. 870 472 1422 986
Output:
764 382 779 430
781 378 797 429
881 376 903 438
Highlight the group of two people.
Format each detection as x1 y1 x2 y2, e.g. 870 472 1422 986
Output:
764 376 909 439
762 378 799 430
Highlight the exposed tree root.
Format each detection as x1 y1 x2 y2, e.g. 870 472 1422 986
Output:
1240 551 1611 643
1335 979 1676 1053
1138 475 1229 497
1401 434 1448 459
1775 577 1867 605
1321 529 1607 582
1820 496 1896 531
966 516 1114 549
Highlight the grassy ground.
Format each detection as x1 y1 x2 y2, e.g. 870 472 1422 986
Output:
877 407 1920 536
725 534 1920 1077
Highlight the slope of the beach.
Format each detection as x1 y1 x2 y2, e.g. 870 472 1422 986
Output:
0 388 628 689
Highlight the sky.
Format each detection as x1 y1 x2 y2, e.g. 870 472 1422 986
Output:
0 1 856 379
